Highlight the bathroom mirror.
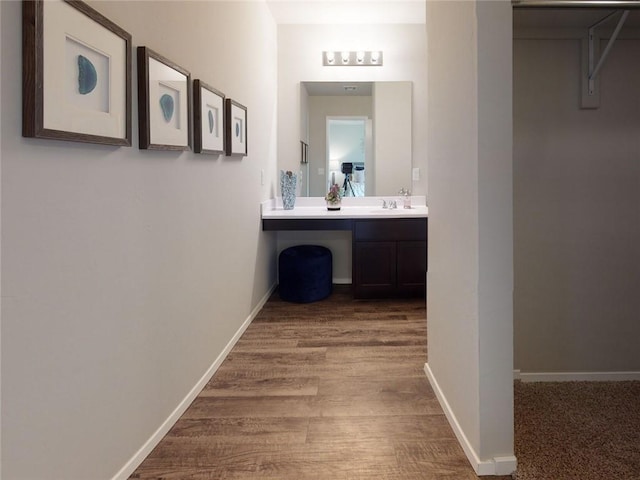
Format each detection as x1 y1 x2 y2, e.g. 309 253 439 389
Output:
299 81 412 197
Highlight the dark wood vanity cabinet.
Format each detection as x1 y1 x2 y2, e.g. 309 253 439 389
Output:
262 214 427 299
353 218 427 299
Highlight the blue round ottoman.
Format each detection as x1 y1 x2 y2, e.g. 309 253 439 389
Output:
279 245 332 303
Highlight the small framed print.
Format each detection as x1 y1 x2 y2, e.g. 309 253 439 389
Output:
137 46 191 150
193 80 225 155
22 0 132 146
225 99 247 157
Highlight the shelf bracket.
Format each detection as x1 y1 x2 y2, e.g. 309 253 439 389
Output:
582 10 629 109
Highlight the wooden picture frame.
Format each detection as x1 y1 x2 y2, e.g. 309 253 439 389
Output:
22 0 132 146
225 99 247 157
193 80 225 155
137 46 191 150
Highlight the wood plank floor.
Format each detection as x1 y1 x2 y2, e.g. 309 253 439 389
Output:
130 286 508 479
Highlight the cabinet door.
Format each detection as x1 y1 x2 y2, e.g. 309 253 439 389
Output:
354 242 396 298
397 241 427 297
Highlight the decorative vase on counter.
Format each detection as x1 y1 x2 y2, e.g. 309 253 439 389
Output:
326 199 341 211
280 170 297 210
325 183 343 211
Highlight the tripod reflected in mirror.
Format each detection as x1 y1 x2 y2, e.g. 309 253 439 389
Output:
341 162 356 196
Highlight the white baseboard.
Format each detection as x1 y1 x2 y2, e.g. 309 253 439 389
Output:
515 369 640 382
424 363 517 477
333 277 351 285
111 283 277 480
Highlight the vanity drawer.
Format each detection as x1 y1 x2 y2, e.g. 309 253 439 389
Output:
354 218 427 242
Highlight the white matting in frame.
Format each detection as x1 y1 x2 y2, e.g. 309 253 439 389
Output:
148 57 189 147
42 0 128 140
193 79 225 155
201 87 224 153
225 99 247 157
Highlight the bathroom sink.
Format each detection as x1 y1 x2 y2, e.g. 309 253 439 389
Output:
369 208 414 214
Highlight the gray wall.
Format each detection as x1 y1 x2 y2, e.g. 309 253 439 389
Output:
373 81 413 196
0 2 3 474
514 33 640 373
1 1 278 478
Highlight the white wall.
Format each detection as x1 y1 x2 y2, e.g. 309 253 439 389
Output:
425 0 514 475
0 1 278 478
277 23 428 196
514 32 640 375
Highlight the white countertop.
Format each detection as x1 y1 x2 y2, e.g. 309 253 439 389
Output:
261 196 428 220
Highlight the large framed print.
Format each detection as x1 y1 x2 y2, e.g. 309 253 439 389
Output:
22 0 132 146
137 47 191 150
225 99 247 157
193 80 225 155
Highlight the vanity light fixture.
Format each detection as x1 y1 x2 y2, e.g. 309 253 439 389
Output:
322 50 383 67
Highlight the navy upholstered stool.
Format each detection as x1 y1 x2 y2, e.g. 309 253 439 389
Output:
279 245 332 303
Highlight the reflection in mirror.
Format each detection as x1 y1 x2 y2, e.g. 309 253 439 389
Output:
300 81 412 197
327 116 369 197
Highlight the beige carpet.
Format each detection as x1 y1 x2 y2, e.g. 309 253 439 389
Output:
514 380 640 480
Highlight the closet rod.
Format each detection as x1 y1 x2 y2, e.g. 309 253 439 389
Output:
513 0 640 8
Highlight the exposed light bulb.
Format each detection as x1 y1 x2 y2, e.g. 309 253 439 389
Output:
323 50 383 67
325 51 335 64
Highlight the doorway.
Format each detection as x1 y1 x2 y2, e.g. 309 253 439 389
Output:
326 116 371 197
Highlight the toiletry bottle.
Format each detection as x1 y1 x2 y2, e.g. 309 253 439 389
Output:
400 187 411 208
402 188 411 209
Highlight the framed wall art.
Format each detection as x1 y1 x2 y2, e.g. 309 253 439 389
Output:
22 0 132 146
225 99 247 157
137 46 191 150
193 80 225 155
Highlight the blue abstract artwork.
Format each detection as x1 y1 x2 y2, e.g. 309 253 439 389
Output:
77 55 97 95
208 110 214 134
159 94 174 122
